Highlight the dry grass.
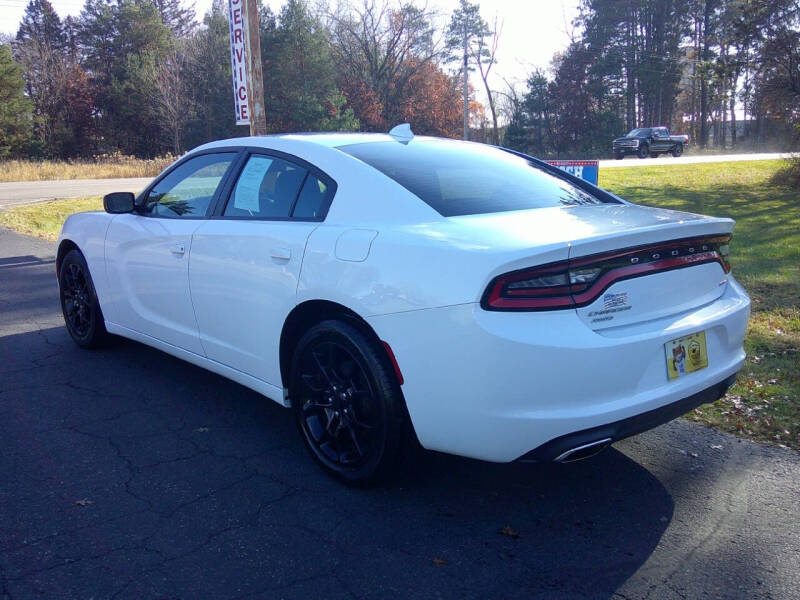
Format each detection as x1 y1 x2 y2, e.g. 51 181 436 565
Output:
0 153 175 182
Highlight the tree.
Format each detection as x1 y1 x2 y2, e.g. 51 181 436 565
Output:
0 44 33 158
395 60 461 137
152 0 197 38
263 0 358 132
148 44 193 153
445 0 502 144
15 0 94 157
330 0 440 130
183 0 242 147
77 0 175 155
15 0 65 50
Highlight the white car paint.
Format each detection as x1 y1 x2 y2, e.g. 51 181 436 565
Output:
58 133 750 462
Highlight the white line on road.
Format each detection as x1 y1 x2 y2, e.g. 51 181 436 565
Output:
598 152 789 169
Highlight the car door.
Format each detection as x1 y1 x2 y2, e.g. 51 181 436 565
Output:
104 152 238 355
189 150 336 386
653 128 669 151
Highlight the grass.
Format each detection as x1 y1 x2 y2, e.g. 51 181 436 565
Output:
0 196 102 241
601 160 799 450
0 160 797 450
0 154 175 182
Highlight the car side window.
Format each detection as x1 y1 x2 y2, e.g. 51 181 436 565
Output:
144 153 235 218
225 155 307 218
292 174 332 219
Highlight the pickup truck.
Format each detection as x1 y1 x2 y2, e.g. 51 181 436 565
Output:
612 127 689 159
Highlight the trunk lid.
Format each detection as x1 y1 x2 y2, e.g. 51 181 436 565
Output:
451 204 734 328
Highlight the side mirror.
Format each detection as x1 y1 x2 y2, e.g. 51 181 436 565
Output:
103 192 135 214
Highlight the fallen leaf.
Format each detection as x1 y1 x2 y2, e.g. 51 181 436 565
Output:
432 557 447 566
710 444 723 450
74 499 93 507
194 427 210 433
500 525 520 539
689 452 699 458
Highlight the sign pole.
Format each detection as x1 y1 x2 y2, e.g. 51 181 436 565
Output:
242 0 267 136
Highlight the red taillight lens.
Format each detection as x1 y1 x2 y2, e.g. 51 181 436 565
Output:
484 261 574 310
482 235 731 311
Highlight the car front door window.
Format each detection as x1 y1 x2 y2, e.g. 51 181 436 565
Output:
144 153 236 218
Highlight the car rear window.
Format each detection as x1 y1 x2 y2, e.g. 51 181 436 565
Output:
337 139 611 217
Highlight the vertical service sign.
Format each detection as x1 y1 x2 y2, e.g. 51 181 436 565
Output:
228 0 249 125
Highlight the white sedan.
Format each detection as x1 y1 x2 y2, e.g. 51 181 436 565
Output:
57 128 750 483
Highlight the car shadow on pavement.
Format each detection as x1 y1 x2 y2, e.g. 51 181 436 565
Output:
0 326 672 599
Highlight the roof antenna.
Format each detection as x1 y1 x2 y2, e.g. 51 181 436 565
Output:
389 123 414 144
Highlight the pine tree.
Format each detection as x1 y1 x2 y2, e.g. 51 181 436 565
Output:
152 0 197 39
265 0 358 132
15 0 65 50
0 44 33 158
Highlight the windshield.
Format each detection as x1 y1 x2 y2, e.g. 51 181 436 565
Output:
626 128 651 137
337 139 615 217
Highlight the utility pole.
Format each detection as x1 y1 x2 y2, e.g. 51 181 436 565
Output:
462 23 469 141
243 0 267 136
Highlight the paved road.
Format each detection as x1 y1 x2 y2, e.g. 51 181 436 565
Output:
0 153 789 210
598 151 788 169
1 227 799 600
0 178 151 210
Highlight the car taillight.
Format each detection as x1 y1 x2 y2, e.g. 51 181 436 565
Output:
484 261 574 310
482 235 731 311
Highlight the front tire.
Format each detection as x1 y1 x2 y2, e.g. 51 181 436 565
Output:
614 152 624 160
637 144 649 159
58 249 109 348
289 320 407 484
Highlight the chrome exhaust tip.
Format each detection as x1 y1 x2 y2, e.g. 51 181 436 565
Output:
553 437 613 463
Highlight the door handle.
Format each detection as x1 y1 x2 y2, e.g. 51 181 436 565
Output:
171 242 186 255
270 247 291 261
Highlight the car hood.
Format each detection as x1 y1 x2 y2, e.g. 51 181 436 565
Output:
613 136 638 142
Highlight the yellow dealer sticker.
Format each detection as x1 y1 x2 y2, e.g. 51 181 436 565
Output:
665 331 708 380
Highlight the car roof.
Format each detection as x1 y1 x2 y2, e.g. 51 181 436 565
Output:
193 132 397 153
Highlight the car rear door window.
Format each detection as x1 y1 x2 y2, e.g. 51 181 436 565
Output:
225 155 307 218
144 153 235 218
292 174 332 219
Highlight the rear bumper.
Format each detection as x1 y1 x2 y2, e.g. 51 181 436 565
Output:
518 373 737 462
368 277 750 462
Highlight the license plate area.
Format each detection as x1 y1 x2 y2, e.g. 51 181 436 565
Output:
665 331 708 380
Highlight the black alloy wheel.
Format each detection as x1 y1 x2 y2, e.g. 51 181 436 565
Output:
637 143 649 159
614 152 624 160
672 144 683 157
290 320 407 484
59 249 108 348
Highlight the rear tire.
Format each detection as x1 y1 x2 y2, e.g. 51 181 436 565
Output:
58 249 109 348
289 319 407 485
671 143 683 157
637 144 649 159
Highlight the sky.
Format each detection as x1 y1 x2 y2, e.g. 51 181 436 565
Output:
0 0 581 100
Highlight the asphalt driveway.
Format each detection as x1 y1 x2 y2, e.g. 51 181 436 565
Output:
0 226 798 600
